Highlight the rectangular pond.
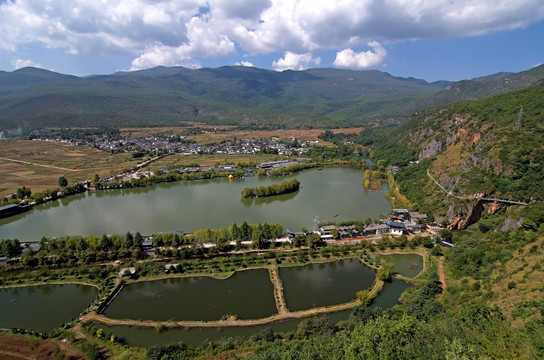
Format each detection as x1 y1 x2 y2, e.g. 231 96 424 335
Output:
0 283 98 332
92 310 353 348
92 267 410 348
279 258 376 312
103 268 277 321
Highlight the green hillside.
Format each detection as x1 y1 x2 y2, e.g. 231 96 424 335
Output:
393 81 544 226
0 66 447 129
422 64 544 105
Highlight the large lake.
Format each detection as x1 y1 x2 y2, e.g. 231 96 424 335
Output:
0 168 391 242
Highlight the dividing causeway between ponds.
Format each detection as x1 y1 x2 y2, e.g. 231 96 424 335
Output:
86 253 425 329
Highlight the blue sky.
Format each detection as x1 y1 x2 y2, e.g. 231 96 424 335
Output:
0 0 543 82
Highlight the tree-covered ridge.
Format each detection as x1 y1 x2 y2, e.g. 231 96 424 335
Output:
0 66 447 130
241 179 300 198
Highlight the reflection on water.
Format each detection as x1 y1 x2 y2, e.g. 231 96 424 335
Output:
0 284 98 332
369 253 424 278
280 258 376 311
104 269 277 321
0 168 391 242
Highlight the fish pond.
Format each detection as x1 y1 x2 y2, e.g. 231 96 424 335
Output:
368 253 424 278
92 278 410 347
103 268 277 321
0 283 98 332
280 258 376 311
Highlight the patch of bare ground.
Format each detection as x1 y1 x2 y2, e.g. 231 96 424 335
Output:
0 335 87 360
0 140 139 197
437 256 446 301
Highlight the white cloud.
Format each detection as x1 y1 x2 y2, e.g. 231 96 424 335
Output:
234 61 254 67
130 14 236 70
272 52 320 71
0 0 543 71
11 59 42 70
333 41 387 68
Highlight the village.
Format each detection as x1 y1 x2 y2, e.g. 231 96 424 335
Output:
62 134 315 157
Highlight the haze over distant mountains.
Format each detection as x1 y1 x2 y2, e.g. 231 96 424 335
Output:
0 64 542 130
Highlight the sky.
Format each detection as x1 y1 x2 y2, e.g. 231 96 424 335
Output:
0 0 543 82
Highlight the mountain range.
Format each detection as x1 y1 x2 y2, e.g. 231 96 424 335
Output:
0 64 542 130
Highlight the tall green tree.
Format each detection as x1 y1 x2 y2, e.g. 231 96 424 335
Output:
58 176 68 187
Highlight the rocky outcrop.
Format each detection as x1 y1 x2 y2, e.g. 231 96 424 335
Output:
448 199 486 230
486 201 502 215
419 139 442 160
501 216 523 231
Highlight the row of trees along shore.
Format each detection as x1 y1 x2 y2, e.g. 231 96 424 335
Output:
241 178 300 198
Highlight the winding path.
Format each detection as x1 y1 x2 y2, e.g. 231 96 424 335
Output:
0 157 75 172
427 169 527 206
437 256 446 301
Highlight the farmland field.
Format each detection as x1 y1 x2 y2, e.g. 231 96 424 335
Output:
0 127 362 197
0 140 139 197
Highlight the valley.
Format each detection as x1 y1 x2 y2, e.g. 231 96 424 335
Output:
0 64 543 359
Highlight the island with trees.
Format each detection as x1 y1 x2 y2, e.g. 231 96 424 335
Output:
241 178 300 198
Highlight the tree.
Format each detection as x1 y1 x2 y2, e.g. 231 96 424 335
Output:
0 239 21 258
99 234 112 251
439 228 453 243
76 238 88 252
92 174 100 186
231 223 242 240
124 232 134 248
134 232 143 248
16 186 31 200
58 176 68 187
306 233 323 249
356 289 372 306
377 262 395 281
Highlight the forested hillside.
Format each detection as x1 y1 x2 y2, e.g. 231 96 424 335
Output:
0 66 446 130
395 81 544 228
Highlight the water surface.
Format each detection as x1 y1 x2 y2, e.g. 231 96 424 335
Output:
0 168 391 242
104 269 276 321
92 311 353 347
280 258 376 311
369 253 424 278
0 284 98 332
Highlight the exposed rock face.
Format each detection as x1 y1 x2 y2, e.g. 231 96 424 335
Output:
502 216 523 231
486 201 502 215
449 200 486 230
419 139 442 160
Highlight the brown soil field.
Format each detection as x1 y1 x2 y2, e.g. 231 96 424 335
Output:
188 127 362 144
0 140 139 197
119 125 362 143
0 127 361 197
0 336 87 360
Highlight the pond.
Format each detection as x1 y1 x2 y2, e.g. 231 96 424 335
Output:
368 253 424 278
103 269 277 321
0 283 98 332
92 260 410 348
92 310 354 347
0 168 391 242
280 258 376 311
92 278 409 349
